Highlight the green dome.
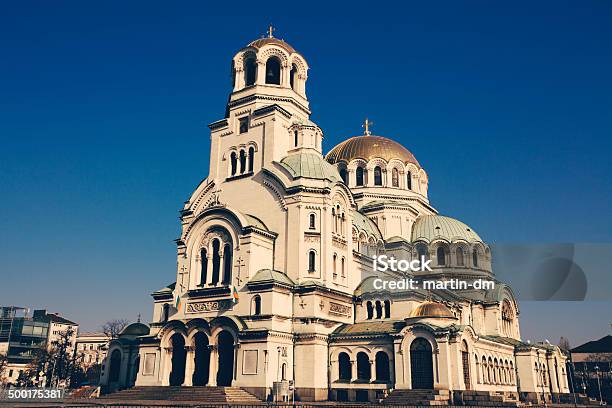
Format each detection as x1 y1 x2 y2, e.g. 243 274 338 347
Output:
411 215 482 243
280 152 341 182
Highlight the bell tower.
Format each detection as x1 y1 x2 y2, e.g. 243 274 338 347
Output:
207 28 317 181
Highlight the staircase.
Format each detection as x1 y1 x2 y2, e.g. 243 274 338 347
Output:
383 389 451 406
100 386 261 404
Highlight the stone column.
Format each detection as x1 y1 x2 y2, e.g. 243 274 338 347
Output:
161 347 172 386
435 336 452 391
393 340 407 389
207 345 218 386
184 346 195 386
256 60 265 85
205 250 214 286
351 360 357 382
370 359 376 382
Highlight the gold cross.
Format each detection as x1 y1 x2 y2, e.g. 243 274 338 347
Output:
268 24 275 38
362 118 373 135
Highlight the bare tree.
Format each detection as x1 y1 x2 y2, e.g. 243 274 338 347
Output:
101 319 129 339
559 336 571 353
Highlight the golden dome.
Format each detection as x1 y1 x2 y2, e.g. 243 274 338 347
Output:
248 37 296 54
409 301 454 319
325 135 420 167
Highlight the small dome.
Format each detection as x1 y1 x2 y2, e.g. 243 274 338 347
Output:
409 301 454 318
326 135 420 167
248 37 296 54
411 215 482 243
120 322 150 337
280 152 341 182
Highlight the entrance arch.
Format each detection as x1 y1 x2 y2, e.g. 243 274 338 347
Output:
109 349 121 383
216 331 234 386
169 333 186 386
192 332 210 386
410 337 434 389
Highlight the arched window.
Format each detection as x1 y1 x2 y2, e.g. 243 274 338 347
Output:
309 213 316 229
244 56 257 86
252 295 261 316
416 243 429 261
384 300 391 318
290 64 298 90
248 147 254 173
281 363 287 380
374 166 382 186
375 351 390 382
239 150 247 174
109 349 122 382
339 168 348 185
332 253 337 277
162 303 170 322
341 257 345 277
456 247 465 266
200 248 208 285
472 249 479 267
407 171 412 190
437 246 446 266
294 130 298 147
222 244 232 285
375 300 383 319
308 250 316 272
366 301 373 319
356 166 365 186
338 352 351 381
392 168 399 187
356 352 371 381
265 57 281 85
211 239 221 284
230 152 237 176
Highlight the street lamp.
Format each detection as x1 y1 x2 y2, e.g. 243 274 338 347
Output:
593 365 603 405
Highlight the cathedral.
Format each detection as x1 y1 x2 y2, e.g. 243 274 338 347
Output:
100 31 571 404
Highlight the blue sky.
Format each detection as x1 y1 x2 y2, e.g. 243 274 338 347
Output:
0 1 610 346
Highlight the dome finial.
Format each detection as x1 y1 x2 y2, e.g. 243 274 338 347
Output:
268 24 275 38
362 118 373 136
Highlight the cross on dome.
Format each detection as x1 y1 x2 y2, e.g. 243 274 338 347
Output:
268 24 275 38
362 118 373 136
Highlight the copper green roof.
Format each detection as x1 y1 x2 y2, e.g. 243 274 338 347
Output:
279 152 341 182
411 215 483 243
249 269 295 286
152 282 175 295
352 211 382 239
332 320 406 337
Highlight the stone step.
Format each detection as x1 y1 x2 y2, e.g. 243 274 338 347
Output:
100 386 261 403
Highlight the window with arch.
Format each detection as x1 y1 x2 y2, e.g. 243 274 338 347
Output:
375 300 383 319
501 300 514 337
251 295 261 316
332 253 337 278
341 257 346 278
375 351 390 382
407 171 412 190
248 146 254 173
392 168 399 187
456 247 465 266
374 166 382 186
356 352 371 381
366 301 373 319
356 166 365 186
339 168 348 185
338 352 351 381
309 213 316 230
222 244 232 285
472 249 479 267
200 248 208 285
230 152 237 176
294 130 298 147
290 64 298 90
308 250 316 272
211 239 221 284
162 303 170 322
244 56 257 86
437 246 446 266
384 300 391 318
239 150 247 174
416 243 429 261
265 57 281 85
